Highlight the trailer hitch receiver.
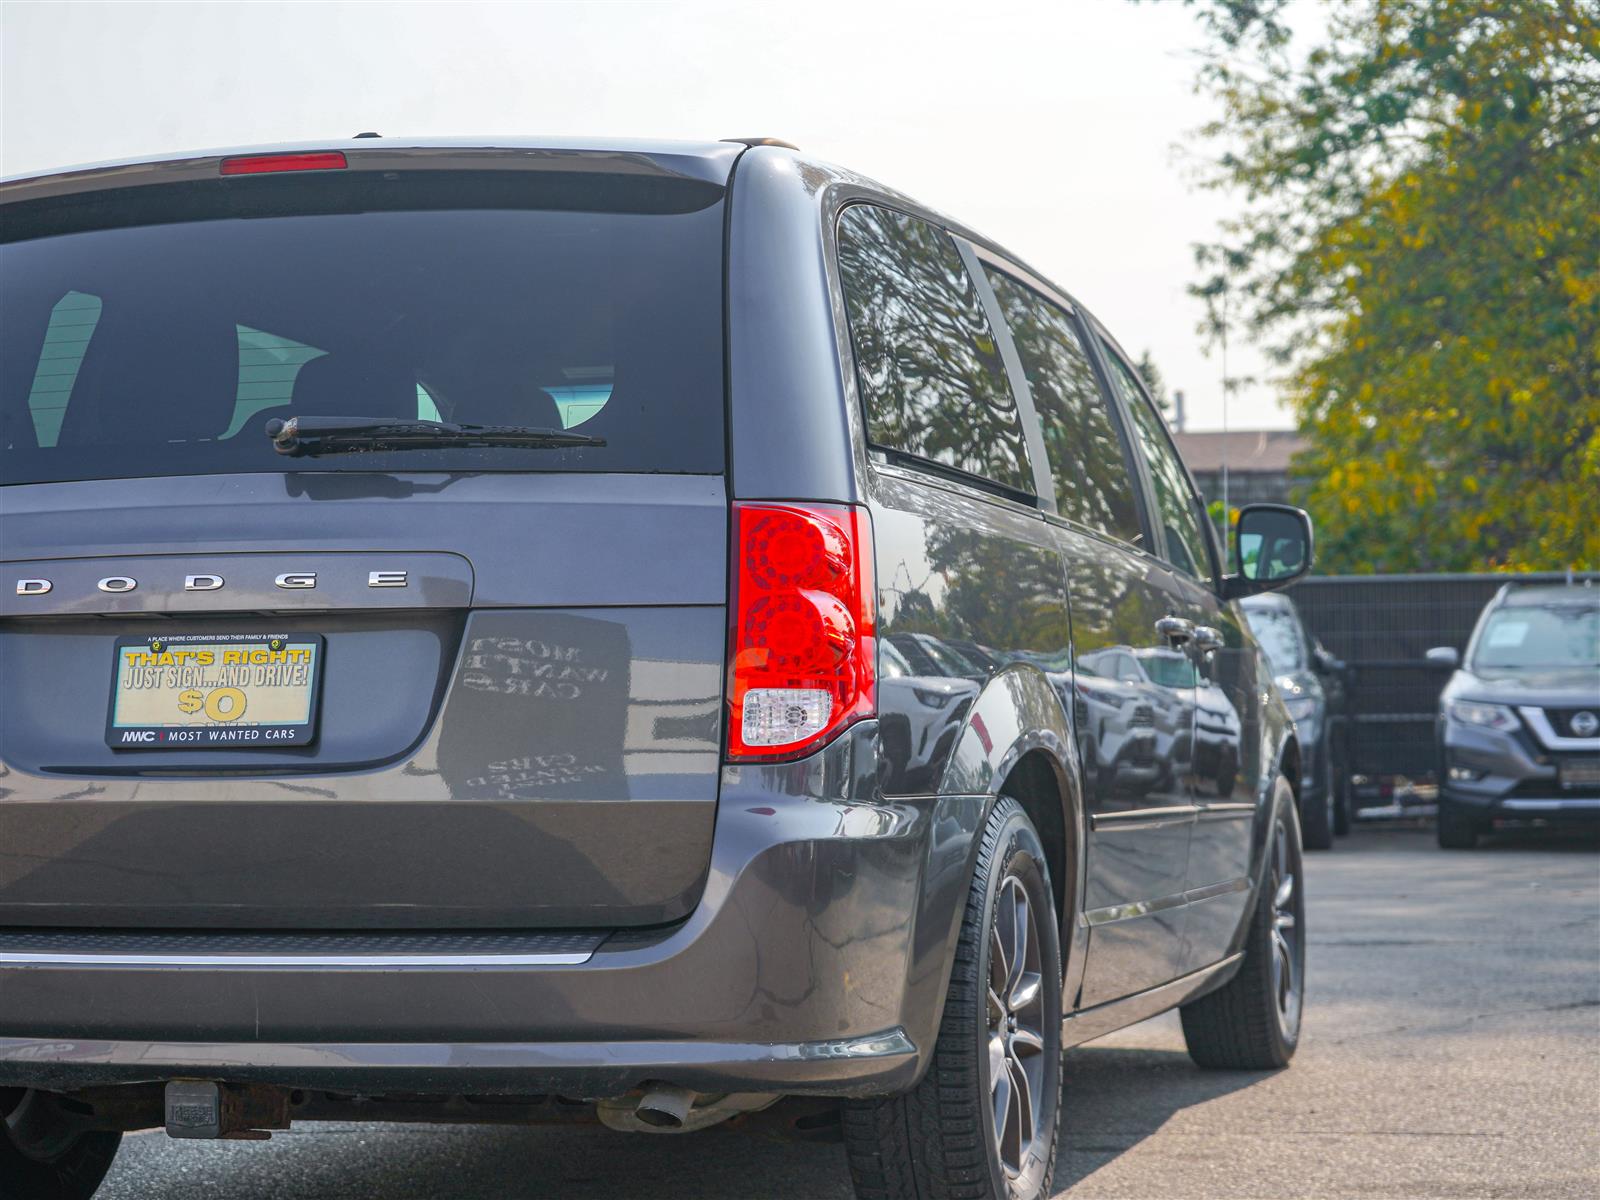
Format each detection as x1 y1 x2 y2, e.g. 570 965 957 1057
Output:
164 1080 290 1140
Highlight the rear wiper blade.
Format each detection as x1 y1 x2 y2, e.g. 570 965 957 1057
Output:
265 415 605 457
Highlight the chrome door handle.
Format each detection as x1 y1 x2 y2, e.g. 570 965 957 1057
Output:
1155 616 1194 645
1192 625 1224 651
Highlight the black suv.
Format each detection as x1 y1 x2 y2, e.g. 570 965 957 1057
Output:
1241 592 1350 848
0 138 1312 1200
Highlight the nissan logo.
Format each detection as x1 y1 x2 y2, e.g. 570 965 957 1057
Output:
1572 710 1600 738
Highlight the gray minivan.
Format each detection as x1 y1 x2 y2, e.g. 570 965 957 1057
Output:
0 138 1313 1200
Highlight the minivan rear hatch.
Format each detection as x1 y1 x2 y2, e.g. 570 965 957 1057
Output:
0 147 735 929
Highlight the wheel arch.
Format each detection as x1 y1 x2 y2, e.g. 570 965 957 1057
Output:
1207 756 1305 977
1279 732 1303 806
940 663 1088 1004
1250 732 1303 903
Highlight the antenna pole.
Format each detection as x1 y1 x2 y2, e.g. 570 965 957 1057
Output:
1220 283 1230 522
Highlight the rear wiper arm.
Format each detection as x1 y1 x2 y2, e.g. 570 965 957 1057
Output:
265 415 605 457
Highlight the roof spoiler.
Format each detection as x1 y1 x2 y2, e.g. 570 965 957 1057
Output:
721 137 800 150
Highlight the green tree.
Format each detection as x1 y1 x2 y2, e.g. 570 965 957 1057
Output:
1175 0 1600 572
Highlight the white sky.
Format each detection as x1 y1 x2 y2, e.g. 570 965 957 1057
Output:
1 0 1300 431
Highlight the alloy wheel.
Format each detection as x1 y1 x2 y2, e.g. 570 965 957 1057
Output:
1269 818 1304 1039
987 874 1047 1181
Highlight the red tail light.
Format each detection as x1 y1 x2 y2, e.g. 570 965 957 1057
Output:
220 151 348 176
727 502 876 761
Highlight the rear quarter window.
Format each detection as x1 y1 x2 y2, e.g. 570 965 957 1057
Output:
836 203 1032 494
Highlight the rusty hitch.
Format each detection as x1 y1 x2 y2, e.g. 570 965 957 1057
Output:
164 1081 290 1140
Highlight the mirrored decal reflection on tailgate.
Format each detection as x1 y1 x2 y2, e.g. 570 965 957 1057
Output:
106 633 324 748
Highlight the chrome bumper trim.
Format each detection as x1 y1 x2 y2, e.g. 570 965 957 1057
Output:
1499 797 1600 813
0 950 596 968
0 1028 920 1096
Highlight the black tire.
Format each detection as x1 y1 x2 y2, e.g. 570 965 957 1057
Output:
844 797 1063 1200
1331 764 1352 837
1436 801 1482 849
2 1093 121 1200
1181 777 1305 1070
1299 768 1334 852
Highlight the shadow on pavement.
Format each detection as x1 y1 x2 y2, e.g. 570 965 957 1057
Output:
1471 827 1600 852
1055 1044 1269 1191
109 1118 856 1200
1349 821 1600 854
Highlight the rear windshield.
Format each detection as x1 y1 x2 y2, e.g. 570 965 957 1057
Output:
0 171 726 485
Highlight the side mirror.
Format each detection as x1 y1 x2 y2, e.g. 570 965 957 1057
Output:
1223 504 1314 600
1425 646 1460 670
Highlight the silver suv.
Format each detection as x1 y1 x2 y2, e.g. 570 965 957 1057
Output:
1430 582 1600 848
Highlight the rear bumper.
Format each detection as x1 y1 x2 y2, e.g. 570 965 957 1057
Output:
0 728 988 1098
0 1032 919 1099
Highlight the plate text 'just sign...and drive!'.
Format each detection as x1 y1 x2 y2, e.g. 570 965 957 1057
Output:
106 634 324 748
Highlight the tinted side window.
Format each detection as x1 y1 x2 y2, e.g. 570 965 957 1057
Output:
984 269 1144 544
1103 345 1213 579
836 204 1031 493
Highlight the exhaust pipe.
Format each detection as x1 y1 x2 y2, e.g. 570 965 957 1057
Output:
633 1082 695 1129
596 1086 781 1133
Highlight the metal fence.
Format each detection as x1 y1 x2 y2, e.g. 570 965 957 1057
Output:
1288 571 1599 792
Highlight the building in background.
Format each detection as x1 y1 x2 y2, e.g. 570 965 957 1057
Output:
1173 429 1305 509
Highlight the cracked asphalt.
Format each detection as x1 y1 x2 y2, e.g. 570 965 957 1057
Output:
101 825 1599 1199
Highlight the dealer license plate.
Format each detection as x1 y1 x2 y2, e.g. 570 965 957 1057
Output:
1558 758 1600 790
107 634 324 749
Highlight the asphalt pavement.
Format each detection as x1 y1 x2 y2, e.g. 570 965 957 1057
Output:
100 825 1600 1199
